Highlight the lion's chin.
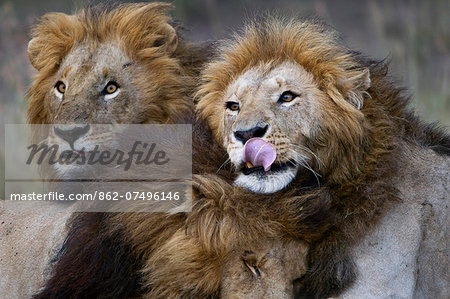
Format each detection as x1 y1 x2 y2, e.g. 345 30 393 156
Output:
233 167 298 194
52 163 90 179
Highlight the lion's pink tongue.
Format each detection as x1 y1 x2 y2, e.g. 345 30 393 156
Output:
243 138 277 171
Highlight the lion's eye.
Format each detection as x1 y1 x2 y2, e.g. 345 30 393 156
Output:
103 81 119 95
278 91 298 103
55 81 66 94
226 101 240 111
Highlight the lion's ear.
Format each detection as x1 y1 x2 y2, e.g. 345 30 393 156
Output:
154 23 178 53
27 13 76 71
27 38 41 70
337 68 371 110
126 3 179 54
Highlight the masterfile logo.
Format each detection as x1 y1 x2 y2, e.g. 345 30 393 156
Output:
4 124 192 212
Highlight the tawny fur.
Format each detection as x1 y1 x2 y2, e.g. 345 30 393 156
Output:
221 239 308 298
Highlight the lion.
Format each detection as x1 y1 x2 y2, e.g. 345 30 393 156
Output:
195 17 450 298
26 2 201 125
221 239 308 298
0 2 211 298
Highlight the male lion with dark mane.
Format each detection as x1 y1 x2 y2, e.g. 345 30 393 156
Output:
27 2 199 125
0 2 210 298
196 17 449 298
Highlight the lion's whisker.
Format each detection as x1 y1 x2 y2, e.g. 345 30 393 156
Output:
217 157 231 173
287 160 297 168
290 143 323 168
289 149 321 186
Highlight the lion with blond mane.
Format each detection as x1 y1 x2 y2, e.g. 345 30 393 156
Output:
195 17 449 298
0 2 209 297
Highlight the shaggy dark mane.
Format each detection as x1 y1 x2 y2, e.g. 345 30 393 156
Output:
33 213 142 298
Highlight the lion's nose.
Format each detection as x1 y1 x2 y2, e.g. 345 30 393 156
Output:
234 125 268 144
54 124 90 149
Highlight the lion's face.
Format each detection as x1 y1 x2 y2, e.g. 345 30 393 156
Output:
197 19 372 193
221 239 308 298
43 124 117 178
45 42 143 124
28 3 189 126
26 3 194 178
220 61 325 193
32 41 135 177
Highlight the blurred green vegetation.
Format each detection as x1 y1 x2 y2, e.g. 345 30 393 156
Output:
0 0 449 197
